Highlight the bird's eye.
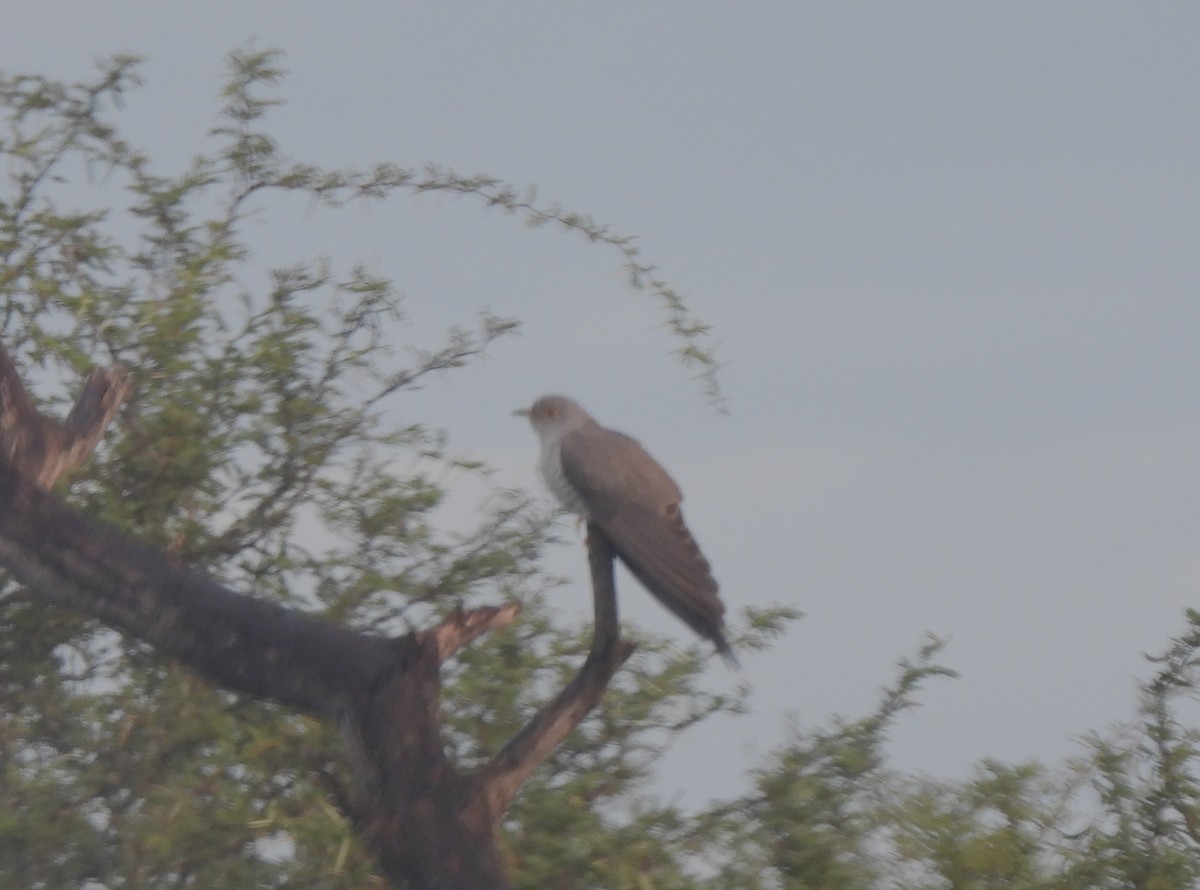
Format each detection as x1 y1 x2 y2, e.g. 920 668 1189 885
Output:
546 408 557 418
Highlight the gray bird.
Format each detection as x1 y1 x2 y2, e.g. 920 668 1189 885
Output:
516 394 736 665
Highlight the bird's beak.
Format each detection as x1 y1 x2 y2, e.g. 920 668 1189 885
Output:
512 407 530 418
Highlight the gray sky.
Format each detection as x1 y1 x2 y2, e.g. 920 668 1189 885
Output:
5 4 1199 807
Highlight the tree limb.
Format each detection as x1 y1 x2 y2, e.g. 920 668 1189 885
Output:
477 523 637 817
434 602 523 662
0 343 130 489
0 463 396 718
0 341 389 715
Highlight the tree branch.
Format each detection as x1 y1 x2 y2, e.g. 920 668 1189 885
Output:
433 602 523 662
0 463 395 717
477 523 636 816
0 342 130 489
0 341 395 716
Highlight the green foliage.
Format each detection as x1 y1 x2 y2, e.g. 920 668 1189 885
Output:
694 638 956 889
877 619 1200 890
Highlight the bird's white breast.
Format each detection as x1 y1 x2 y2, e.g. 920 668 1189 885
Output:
539 436 590 518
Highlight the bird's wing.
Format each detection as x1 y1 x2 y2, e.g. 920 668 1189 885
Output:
558 427 678 513
560 426 734 661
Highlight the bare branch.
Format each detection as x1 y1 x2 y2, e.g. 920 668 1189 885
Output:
0 342 130 489
432 603 523 662
55 365 132 480
477 524 636 816
0 463 395 717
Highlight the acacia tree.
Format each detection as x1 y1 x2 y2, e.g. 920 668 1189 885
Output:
6 47 1200 890
0 49 794 889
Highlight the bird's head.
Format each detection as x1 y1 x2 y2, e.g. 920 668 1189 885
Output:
514 394 593 441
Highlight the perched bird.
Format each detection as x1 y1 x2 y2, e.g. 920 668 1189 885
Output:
516 394 736 665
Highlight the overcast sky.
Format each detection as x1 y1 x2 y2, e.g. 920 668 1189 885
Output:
4 4 1199 807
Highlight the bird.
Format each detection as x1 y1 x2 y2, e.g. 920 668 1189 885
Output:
516 394 736 665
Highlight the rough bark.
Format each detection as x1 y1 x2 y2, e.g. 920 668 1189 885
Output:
0 342 634 889
0 345 130 489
